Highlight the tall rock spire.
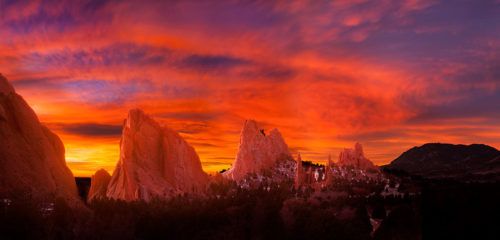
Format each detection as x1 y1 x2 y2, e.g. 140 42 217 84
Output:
295 153 305 188
325 154 333 185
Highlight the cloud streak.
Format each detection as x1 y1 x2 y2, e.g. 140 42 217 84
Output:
46 122 123 137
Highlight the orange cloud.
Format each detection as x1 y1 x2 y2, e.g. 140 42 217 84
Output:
1 0 499 176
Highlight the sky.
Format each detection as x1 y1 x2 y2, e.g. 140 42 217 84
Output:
1 0 499 177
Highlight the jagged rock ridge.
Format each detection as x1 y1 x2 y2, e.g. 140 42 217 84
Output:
223 119 291 180
106 109 208 201
338 142 378 170
0 74 77 200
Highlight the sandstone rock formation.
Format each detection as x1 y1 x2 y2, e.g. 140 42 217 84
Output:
325 154 334 185
338 142 378 170
295 153 305 188
0 74 77 199
223 119 291 180
87 169 111 202
106 109 208 201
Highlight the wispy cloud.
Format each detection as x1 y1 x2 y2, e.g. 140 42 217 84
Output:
1 0 499 175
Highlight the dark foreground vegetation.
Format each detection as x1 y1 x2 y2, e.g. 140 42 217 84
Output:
1 176 500 239
420 180 500 239
75 177 91 202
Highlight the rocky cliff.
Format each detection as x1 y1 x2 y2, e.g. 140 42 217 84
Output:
0 74 77 200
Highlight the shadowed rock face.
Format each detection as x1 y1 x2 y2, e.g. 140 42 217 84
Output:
224 119 291 180
385 143 500 179
338 142 378 170
87 169 111 202
0 74 77 199
106 109 208 201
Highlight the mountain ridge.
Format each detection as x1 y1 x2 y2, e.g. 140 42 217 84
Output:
384 143 500 180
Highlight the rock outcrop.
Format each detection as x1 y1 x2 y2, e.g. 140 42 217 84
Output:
87 169 111 202
223 119 291 180
106 109 208 201
338 142 378 170
0 74 78 200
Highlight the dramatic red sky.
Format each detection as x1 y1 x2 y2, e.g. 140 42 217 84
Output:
1 0 499 176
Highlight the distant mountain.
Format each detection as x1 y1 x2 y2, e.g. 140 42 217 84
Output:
384 143 500 180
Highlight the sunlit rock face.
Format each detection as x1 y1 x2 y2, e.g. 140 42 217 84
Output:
0 74 78 199
224 119 291 180
106 109 208 201
338 142 378 170
87 169 111 202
